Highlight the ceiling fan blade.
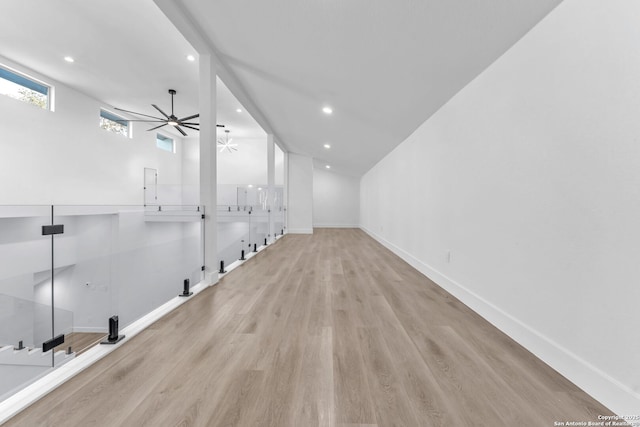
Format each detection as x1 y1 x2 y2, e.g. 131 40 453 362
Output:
152 104 170 119
181 122 200 125
126 119 166 123
219 147 226 153
178 113 199 122
175 125 188 136
181 124 200 131
146 123 168 131
113 107 164 120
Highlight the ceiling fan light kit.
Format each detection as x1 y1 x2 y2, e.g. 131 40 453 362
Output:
218 129 238 153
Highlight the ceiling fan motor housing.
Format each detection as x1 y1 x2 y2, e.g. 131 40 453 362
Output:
113 89 201 136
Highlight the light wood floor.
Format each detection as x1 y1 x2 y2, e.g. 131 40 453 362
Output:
6 229 612 426
53 332 106 356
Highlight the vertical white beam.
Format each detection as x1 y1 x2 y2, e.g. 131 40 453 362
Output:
267 134 275 242
286 153 313 233
199 54 217 285
283 150 289 233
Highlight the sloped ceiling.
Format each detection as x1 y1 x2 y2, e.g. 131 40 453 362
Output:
0 0 264 140
165 0 564 175
0 0 563 175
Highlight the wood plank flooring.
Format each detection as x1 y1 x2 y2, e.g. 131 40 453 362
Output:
4 228 613 426
53 332 105 356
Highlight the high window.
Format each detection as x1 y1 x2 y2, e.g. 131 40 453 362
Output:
156 133 175 153
0 65 50 109
100 109 130 137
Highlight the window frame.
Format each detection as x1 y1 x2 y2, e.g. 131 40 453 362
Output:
0 64 52 110
99 108 131 138
156 133 175 153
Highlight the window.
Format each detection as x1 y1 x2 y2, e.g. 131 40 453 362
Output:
156 133 175 153
100 109 129 137
0 65 50 109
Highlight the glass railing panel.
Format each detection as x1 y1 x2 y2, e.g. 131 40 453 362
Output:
51 205 204 338
0 205 54 348
274 206 285 238
52 205 116 353
0 295 73 402
181 207 204 294
155 184 184 206
180 184 200 207
108 205 204 328
0 204 57 401
0 294 61 366
143 183 200 207
51 305 74 362
283 205 287 235
217 184 239 206
217 205 251 272
251 206 269 248
218 184 272 210
143 204 203 217
145 212 203 311
273 185 284 211
237 186 268 210
0 204 205 403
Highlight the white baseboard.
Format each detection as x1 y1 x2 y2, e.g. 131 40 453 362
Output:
288 228 313 234
359 225 640 415
313 224 359 228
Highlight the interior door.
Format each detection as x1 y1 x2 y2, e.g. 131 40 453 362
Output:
144 168 158 206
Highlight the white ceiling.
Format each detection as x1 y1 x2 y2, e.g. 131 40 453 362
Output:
0 0 563 175
0 0 264 140
169 0 564 175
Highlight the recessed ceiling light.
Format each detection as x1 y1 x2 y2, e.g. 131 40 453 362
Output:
325 165 331 169
322 106 333 115
258 187 262 191
323 143 331 149
64 56 74 63
236 108 242 113
186 55 196 62
248 184 254 188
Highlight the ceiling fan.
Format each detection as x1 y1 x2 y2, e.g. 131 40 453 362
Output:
114 89 223 136
218 129 238 153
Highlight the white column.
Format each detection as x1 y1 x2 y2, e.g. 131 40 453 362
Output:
267 134 275 242
286 153 313 234
199 54 218 285
283 151 289 234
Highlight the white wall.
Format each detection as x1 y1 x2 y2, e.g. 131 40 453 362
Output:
217 137 267 185
0 56 184 205
215 136 268 205
313 168 359 228
360 0 640 414
287 153 313 234
181 137 200 205
275 143 285 186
